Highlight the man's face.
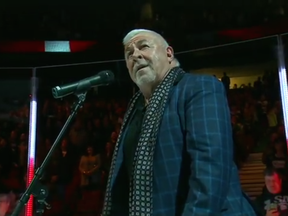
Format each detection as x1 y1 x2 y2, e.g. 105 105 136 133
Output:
124 33 173 87
61 139 68 150
0 195 10 216
87 147 93 155
265 173 282 194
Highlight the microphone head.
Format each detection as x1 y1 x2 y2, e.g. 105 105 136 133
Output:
98 70 115 84
52 86 61 98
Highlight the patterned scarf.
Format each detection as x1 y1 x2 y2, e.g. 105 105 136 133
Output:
102 67 184 216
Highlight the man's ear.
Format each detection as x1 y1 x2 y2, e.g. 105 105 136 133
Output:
166 46 174 62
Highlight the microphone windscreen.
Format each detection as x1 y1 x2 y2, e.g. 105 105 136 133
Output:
98 70 115 83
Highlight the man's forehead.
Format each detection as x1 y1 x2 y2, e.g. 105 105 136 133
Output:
266 174 280 180
125 33 158 49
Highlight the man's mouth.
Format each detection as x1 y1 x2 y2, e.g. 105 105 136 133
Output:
136 65 147 72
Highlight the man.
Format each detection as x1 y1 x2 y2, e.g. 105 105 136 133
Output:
102 29 256 216
0 192 12 216
221 72 230 92
255 168 288 216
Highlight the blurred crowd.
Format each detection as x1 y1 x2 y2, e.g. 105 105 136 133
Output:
0 0 287 40
0 96 128 216
222 71 284 169
0 69 287 216
223 71 288 215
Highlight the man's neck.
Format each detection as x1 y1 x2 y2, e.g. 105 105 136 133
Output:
140 86 154 101
139 68 172 100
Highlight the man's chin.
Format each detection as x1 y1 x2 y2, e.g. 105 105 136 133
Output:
136 75 155 86
268 188 280 194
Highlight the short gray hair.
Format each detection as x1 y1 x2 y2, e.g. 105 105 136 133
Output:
123 29 169 47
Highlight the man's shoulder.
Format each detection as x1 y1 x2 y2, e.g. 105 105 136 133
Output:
178 72 222 88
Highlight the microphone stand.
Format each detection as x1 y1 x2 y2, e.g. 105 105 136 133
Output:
11 92 88 216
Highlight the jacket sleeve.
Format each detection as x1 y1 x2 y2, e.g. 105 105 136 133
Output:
182 76 233 215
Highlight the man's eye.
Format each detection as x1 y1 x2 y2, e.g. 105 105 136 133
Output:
127 51 132 57
140 44 149 49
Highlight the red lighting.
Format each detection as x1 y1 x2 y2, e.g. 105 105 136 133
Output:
25 158 35 216
218 19 288 40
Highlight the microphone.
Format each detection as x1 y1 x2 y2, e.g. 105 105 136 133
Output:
52 70 114 99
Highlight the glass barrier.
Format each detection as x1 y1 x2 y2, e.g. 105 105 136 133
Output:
177 37 279 198
0 68 32 216
280 34 288 148
282 33 288 59
32 36 284 215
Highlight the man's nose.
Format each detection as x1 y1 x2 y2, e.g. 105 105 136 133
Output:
131 48 143 60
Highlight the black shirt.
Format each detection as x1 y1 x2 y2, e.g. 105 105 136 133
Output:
255 190 288 216
123 95 146 181
110 96 146 215
122 71 185 181
110 70 184 214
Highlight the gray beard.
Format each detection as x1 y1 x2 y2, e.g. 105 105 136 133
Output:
136 73 156 86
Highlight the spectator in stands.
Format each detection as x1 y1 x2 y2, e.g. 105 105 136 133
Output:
101 141 114 188
55 138 74 200
109 131 118 147
92 118 106 150
102 142 113 171
37 138 52 166
267 104 278 132
221 72 230 92
0 192 12 216
254 77 263 97
79 145 101 190
0 138 11 177
69 119 89 151
257 95 269 126
18 133 27 175
263 137 288 182
254 167 288 216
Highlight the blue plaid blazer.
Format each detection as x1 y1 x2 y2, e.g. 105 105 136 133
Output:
110 73 257 216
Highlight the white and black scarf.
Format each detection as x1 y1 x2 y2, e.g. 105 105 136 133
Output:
102 67 185 216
